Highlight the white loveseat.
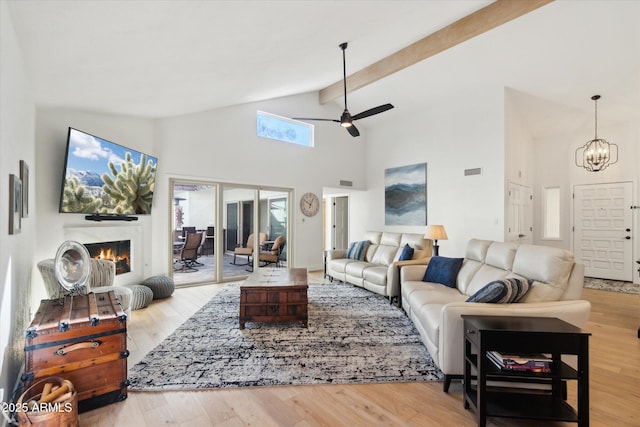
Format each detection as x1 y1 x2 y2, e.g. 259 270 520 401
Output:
400 239 591 391
326 231 432 300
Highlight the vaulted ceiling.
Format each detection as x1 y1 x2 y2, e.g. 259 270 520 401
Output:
7 1 640 138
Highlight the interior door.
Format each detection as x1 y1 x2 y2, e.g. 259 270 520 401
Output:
573 182 633 281
507 182 533 243
332 196 349 250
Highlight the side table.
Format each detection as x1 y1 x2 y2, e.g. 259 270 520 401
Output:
462 315 590 427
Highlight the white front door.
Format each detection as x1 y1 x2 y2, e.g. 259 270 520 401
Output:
507 182 533 243
573 182 633 281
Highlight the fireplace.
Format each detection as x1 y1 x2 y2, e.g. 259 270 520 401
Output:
84 240 131 275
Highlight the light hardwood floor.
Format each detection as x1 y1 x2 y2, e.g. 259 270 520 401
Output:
79 272 640 426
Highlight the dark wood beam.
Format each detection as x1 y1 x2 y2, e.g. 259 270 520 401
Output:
319 0 554 104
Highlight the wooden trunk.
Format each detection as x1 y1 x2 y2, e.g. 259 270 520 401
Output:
239 268 308 329
22 292 129 413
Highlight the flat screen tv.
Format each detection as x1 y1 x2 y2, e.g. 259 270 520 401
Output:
59 127 158 216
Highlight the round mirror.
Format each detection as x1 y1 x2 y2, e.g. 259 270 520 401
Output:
54 240 91 294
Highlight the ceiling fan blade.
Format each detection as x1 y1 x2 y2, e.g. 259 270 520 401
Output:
346 124 360 137
352 103 394 121
292 117 340 123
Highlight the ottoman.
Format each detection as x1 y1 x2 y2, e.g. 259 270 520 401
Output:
141 275 175 299
124 284 154 310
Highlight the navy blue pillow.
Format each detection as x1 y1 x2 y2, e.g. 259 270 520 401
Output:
422 256 464 288
346 240 370 260
398 244 414 261
466 278 532 303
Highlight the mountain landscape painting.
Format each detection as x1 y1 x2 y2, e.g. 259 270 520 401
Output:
385 163 427 225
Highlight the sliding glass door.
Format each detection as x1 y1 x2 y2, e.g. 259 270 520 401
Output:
170 179 291 286
170 180 217 286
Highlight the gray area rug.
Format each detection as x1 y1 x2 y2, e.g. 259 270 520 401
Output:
583 277 639 294
129 283 443 390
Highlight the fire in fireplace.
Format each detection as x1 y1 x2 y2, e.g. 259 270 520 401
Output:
84 240 131 275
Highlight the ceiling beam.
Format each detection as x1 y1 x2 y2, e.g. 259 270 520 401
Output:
319 0 554 104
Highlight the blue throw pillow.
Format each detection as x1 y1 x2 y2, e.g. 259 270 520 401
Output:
346 240 370 260
423 256 464 288
398 244 414 261
466 278 532 303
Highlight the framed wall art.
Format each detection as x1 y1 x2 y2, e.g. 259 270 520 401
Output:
20 160 29 218
384 162 427 226
9 174 22 234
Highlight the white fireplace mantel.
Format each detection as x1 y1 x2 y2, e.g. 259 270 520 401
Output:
63 224 143 286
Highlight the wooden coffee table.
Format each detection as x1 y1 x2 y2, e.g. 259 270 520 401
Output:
239 268 308 329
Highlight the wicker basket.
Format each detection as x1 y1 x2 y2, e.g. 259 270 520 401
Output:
16 377 78 427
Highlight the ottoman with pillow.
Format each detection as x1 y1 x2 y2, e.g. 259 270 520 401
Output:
124 284 154 310
141 275 175 299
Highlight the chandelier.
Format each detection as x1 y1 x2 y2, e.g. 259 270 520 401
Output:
575 95 618 172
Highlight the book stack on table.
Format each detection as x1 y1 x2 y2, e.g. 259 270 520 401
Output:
487 351 552 373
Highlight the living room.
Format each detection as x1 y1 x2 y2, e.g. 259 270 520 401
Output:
2 1 639 426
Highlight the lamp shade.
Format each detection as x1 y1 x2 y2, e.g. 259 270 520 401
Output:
424 225 448 241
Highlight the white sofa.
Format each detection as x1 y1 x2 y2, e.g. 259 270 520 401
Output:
326 231 432 300
400 239 591 391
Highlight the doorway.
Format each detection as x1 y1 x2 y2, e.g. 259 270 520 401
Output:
331 196 349 250
573 181 633 281
507 182 533 244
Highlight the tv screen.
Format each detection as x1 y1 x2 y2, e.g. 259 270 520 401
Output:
59 127 157 215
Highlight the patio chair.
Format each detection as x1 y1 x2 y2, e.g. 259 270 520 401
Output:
174 231 204 272
232 232 268 265
259 235 286 267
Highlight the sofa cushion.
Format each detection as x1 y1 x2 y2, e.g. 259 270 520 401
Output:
346 240 370 260
345 261 373 278
401 233 430 251
380 232 402 246
398 244 414 261
456 259 483 294
465 239 492 262
485 242 519 271
512 244 574 301
465 278 531 303
328 258 353 274
363 231 382 245
423 256 464 288
362 265 388 286
464 264 510 296
369 245 397 265
512 244 573 286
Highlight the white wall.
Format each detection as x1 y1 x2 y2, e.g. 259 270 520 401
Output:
356 87 506 257
33 93 366 286
153 92 366 272
34 109 156 300
0 0 36 404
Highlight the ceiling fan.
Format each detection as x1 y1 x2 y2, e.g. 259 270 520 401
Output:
294 42 394 137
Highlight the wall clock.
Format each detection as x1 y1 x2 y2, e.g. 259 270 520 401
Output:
300 192 320 217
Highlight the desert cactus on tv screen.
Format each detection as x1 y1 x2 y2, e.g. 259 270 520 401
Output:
61 177 103 213
102 152 156 214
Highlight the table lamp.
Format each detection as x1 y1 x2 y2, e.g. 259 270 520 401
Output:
424 225 448 256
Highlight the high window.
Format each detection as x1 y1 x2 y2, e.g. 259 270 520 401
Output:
256 110 313 147
542 186 561 239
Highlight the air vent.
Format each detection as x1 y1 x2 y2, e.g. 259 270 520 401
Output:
339 180 353 187
464 168 482 176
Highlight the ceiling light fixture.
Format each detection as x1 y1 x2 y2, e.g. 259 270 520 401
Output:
575 95 618 172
